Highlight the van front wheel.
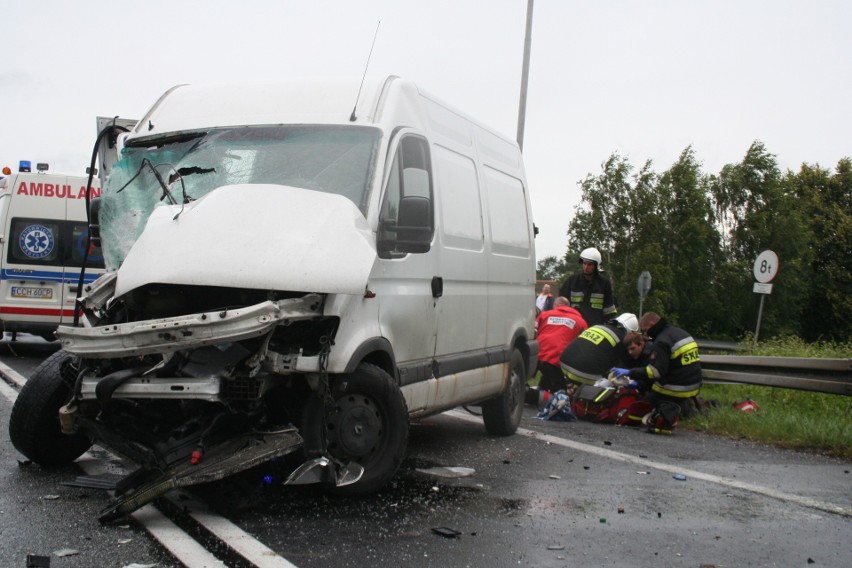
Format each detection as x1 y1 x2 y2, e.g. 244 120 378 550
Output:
301 363 409 496
482 349 525 436
9 350 92 465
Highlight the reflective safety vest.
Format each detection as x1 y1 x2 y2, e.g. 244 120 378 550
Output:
560 323 629 386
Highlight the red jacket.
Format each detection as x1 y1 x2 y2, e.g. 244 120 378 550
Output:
535 305 588 365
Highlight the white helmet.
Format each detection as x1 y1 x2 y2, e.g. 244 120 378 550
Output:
614 313 639 332
579 247 602 267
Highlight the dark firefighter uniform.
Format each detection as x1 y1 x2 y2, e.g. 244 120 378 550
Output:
558 272 617 326
630 318 702 399
560 322 631 386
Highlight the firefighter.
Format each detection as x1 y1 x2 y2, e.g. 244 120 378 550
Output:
559 313 639 388
610 311 702 419
557 247 617 326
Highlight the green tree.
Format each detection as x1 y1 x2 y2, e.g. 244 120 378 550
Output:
536 255 568 281
792 158 852 341
710 142 811 338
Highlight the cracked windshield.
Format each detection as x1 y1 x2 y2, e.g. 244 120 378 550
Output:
99 124 380 270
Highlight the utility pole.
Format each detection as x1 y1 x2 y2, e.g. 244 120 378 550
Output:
516 0 534 151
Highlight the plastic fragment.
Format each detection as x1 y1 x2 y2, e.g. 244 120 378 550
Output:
53 549 79 558
549 474 561 479
636 471 649 475
43 495 60 500
547 545 565 550
26 555 50 568
432 526 462 538
416 466 475 478
599 518 606 523
673 474 687 481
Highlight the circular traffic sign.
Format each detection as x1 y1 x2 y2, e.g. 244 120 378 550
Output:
753 250 779 283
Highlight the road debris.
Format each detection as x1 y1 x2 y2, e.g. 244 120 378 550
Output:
25 555 50 568
673 474 687 481
549 474 561 480
52 549 79 558
416 466 476 478
732 399 760 412
431 526 462 538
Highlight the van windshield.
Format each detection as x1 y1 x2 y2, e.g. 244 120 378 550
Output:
99 124 380 270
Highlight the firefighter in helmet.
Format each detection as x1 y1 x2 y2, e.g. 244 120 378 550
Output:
557 247 617 326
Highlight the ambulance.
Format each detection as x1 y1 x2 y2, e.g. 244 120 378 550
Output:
0 160 104 339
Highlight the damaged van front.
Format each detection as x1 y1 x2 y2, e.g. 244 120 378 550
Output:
9 78 537 523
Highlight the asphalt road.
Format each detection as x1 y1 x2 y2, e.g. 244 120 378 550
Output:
1 334 850 568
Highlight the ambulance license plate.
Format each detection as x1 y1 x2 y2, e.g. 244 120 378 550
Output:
11 286 53 299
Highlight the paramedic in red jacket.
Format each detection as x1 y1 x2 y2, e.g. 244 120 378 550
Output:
534 297 588 393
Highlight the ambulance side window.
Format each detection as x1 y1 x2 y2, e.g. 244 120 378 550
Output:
69 222 105 269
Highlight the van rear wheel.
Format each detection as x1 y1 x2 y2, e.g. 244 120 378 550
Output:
301 363 409 495
482 349 525 436
9 350 92 465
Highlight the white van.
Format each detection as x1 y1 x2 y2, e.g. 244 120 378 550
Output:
0 162 103 339
9 77 539 521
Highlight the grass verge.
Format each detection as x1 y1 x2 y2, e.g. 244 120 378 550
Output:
685 336 851 460
685 385 851 460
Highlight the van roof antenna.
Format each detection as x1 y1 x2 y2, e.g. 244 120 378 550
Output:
350 20 381 122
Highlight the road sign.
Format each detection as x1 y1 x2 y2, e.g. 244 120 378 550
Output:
753 282 773 294
637 271 652 299
753 250 779 283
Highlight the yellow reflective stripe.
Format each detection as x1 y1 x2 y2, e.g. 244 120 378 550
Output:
594 388 614 403
562 367 598 385
651 383 701 398
644 365 659 380
671 338 698 360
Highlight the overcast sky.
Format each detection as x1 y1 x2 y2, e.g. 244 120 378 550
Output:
2 0 849 260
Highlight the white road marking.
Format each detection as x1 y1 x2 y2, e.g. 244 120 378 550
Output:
165 493 299 568
446 409 851 517
0 361 300 568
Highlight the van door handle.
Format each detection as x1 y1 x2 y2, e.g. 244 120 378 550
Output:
431 276 443 298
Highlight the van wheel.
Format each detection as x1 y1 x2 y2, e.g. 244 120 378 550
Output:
482 349 525 436
9 351 92 466
301 363 409 496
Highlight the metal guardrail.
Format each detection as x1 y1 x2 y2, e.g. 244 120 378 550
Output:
700 355 852 396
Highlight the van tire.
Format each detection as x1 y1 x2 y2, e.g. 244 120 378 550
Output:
301 363 409 496
8 350 92 466
482 349 525 436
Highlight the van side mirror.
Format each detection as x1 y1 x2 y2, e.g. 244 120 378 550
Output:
396 195 432 253
379 195 432 255
89 197 102 248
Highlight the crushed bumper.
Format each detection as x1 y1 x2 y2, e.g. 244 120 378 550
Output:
57 294 323 358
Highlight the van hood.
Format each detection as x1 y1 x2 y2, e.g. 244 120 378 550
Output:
114 184 376 298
